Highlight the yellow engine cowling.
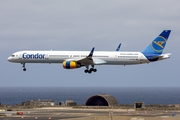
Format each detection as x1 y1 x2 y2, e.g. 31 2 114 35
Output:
63 61 81 69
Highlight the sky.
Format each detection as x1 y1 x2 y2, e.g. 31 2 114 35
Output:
0 0 180 87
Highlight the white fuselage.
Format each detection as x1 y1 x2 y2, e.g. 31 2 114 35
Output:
8 51 150 65
7 30 171 73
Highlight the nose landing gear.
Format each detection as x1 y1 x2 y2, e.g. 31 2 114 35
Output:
22 63 26 71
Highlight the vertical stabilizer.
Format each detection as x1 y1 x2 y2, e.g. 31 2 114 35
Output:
142 30 171 55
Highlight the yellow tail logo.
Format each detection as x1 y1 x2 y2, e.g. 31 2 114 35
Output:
154 41 165 49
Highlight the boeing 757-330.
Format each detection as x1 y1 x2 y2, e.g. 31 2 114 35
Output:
7 30 171 74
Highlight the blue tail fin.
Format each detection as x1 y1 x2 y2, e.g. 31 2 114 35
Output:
142 30 171 55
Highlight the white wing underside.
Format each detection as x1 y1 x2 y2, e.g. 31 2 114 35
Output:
65 58 107 66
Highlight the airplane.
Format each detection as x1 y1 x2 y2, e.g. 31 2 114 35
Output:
8 30 171 74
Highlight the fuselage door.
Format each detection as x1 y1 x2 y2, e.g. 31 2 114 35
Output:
18 54 22 59
45 54 49 59
114 53 118 60
139 55 144 61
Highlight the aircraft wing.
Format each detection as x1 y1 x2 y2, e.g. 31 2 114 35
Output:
76 47 95 66
77 58 107 65
65 47 106 67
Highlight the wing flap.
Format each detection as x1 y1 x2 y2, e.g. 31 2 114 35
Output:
93 59 107 65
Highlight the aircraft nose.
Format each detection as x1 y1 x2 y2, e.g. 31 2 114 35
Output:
7 57 12 62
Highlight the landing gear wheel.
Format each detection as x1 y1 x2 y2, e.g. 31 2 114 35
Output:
84 69 89 73
84 67 97 74
90 68 97 72
93 69 97 72
88 70 92 74
22 63 26 71
90 68 93 72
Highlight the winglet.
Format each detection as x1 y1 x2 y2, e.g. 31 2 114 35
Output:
116 43 121 51
88 47 95 57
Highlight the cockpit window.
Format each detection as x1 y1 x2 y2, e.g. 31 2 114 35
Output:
11 55 15 57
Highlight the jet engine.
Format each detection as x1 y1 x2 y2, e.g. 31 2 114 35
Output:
63 61 81 69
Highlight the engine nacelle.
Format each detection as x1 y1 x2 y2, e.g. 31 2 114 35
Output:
63 61 81 69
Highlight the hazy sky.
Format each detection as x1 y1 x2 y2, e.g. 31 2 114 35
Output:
1 0 180 87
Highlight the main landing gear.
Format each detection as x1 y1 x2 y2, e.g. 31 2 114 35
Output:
84 65 97 74
84 68 97 74
22 63 26 71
